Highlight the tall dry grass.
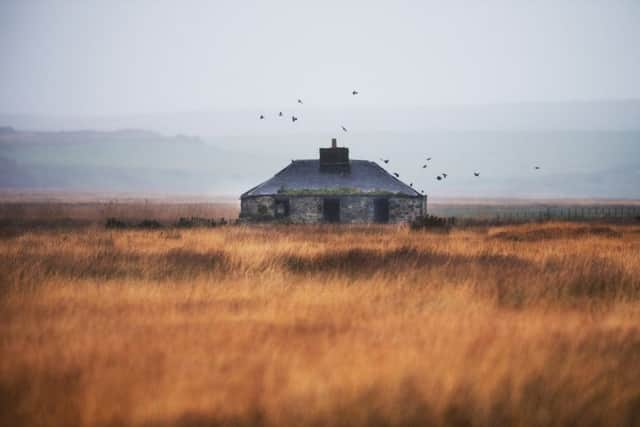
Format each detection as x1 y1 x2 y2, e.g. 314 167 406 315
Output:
1 221 640 427
0 201 239 225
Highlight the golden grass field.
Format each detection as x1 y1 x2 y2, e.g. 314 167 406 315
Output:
2 219 640 427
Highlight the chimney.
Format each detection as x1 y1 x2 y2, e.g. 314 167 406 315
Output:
319 138 350 172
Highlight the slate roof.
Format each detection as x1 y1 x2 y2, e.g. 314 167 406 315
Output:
242 160 421 197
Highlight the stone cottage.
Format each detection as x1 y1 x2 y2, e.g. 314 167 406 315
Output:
240 139 426 224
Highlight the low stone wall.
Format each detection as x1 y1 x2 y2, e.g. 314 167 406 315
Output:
241 195 425 224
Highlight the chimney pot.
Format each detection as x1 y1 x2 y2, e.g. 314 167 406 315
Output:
331 138 337 148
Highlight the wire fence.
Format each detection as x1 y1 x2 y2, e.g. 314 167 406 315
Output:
428 204 640 223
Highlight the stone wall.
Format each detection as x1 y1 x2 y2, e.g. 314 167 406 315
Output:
338 196 373 224
240 196 276 220
290 197 323 223
389 197 425 223
241 195 425 224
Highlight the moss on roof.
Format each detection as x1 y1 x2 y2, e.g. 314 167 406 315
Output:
277 186 403 196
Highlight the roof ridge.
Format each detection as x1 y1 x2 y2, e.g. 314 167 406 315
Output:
289 159 374 161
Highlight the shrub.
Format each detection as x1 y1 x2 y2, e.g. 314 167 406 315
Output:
175 217 217 228
410 214 453 231
137 219 163 229
105 218 127 229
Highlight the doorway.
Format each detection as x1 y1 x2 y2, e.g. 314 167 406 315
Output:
323 198 340 223
374 198 390 223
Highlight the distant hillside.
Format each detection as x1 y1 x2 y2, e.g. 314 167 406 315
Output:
0 126 16 134
0 125 639 198
0 129 264 195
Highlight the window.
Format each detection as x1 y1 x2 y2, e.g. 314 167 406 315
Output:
374 198 390 223
323 198 340 223
275 199 290 218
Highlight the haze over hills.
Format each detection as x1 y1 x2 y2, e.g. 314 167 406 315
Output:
3 99 640 135
0 127 259 195
1 99 640 198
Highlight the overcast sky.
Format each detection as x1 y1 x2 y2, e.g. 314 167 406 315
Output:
1 0 639 116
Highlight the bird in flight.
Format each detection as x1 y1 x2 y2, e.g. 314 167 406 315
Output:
380 158 389 164
426 157 432 161
341 126 348 132
393 172 400 178
436 176 442 181
259 114 264 120
442 173 448 178
534 166 541 170
278 112 283 117
422 164 427 168
352 90 359 95
297 99 303 104
474 172 480 177
292 116 298 122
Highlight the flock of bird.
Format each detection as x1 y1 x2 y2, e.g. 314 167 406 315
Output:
259 90 542 195
260 90 360 132
259 92 356 132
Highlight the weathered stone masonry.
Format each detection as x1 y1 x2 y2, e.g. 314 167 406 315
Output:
240 139 426 224
241 195 426 224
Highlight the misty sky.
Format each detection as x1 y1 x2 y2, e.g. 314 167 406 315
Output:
2 0 640 116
